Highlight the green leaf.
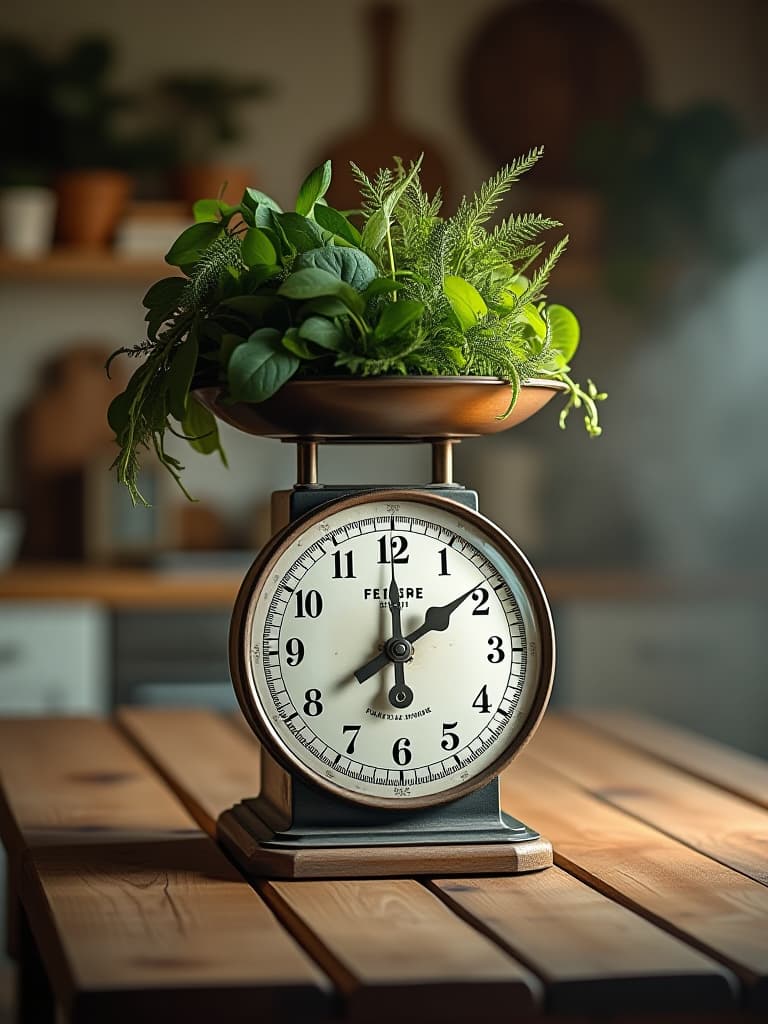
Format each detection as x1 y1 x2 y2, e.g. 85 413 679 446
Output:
193 198 234 223
443 275 488 331
220 295 278 316
298 316 344 351
295 160 332 217
294 246 378 290
301 296 352 318
374 300 424 341
241 227 278 268
273 212 326 254
142 276 185 311
521 302 547 339
181 395 226 459
281 328 320 360
242 188 282 214
107 389 132 439
167 333 199 421
546 304 580 361
313 204 362 245
278 268 364 316
165 222 221 266
361 208 388 251
240 264 281 290
362 277 401 300
228 328 300 403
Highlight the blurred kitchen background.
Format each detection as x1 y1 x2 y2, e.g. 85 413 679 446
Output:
0 0 766 754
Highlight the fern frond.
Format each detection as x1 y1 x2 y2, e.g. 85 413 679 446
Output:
518 235 569 306
180 233 243 313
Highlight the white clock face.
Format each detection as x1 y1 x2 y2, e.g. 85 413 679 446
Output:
237 493 553 807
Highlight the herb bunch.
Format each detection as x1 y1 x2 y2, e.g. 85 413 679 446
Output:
108 150 605 503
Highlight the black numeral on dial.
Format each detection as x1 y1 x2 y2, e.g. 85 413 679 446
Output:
487 636 505 663
285 637 304 666
472 685 492 713
440 722 459 751
377 535 409 564
438 547 451 576
332 551 355 578
295 589 323 618
471 588 489 615
303 689 323 716
392 737 412 765
342 725 361 754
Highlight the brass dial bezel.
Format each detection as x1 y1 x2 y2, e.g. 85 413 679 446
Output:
230 489 555 810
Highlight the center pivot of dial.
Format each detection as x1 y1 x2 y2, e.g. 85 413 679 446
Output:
385 637 413 662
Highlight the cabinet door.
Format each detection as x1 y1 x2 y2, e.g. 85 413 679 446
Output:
0 603 109 713
554 599 768 756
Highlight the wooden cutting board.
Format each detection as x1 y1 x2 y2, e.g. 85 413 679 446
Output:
320 3 451 212
460 0 648 184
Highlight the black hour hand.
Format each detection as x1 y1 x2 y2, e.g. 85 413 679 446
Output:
406 584 478 644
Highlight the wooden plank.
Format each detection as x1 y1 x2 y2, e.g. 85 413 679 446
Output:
500 754 768 1008
430 870 736 1014
575 710 768 811
22 840 329 1023
527 716 768 886
0 717 197 861
117 708 260 835
263 878 540 1022
0 717 330 1020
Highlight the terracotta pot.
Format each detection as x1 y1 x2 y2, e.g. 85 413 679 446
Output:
175 164 255 210
55 170 133 248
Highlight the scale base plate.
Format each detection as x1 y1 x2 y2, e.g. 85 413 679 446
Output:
217 801 553 879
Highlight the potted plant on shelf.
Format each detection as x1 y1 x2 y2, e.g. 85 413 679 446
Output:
157 72 271 209
107 148 606 504
0 37 58 256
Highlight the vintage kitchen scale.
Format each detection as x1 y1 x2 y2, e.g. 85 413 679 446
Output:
197 375 563 878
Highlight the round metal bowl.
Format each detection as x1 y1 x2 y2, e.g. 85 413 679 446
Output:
194 377 566 442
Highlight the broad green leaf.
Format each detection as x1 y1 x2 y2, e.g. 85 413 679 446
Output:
278 268 364 316
241 227 277 268
220 333 245 368
273 212 326 254
374 300 424 341
521 302 547 339
240 264 281 291
362 277 401 300
281 328 321 360
302 296 352 318
193 198 234 223
361 208 387 251
167 332 199 421
294 246 378 290
228 328 300 403
546 303 580 361
313 203 362 245
443 275 487 331
220 295 277 316
107 389 132 438
181 395 226 459
242 188 282 213
165 222 221 266
298 316 344 351
142 276 185 311
295 160 332 217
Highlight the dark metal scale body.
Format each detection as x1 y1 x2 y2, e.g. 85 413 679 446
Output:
218 440 554 877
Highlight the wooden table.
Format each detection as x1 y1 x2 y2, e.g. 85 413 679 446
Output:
1 710 766 1023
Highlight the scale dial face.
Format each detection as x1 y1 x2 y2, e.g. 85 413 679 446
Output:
232 490 554 809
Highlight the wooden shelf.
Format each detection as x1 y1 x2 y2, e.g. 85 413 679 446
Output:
0 249 598 287
0 564 760 610
0 249 177 283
